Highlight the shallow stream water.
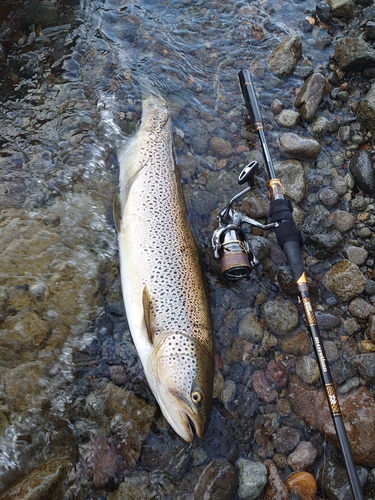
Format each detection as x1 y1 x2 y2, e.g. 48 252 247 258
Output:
0 0 371 498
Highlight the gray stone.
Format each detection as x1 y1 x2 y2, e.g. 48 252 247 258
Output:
274 159 306 202
318 188 340 208
326 0 354 17
276 109 300 128
277 133 322 161
235 459 267 500
238 310 265 342
323 340 340 362
343 245 369 266
352 354 375 383
330 209 355 232
295 72 328 123
348 297 375 320
260 299 299 335
287 441 318 471
335 36 375 72
296 356 321 384
323 259 368 301
268 35 302 77
302 211 343 258
309 116 338 137
349 150 375 193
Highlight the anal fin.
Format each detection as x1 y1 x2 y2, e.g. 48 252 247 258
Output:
113 193 122 233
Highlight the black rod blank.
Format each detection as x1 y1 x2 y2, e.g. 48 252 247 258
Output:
238 68 364 500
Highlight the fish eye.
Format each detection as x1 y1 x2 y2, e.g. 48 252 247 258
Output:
191 391 202 404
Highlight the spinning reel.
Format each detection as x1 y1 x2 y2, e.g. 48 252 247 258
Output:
211 161 278 280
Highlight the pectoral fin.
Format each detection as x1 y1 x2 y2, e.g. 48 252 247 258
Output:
142 286 154 344
113 193 122 233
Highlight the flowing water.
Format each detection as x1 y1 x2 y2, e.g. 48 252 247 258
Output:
0 0 354 497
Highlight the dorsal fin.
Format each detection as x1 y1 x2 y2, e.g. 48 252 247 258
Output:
113 193 122 233
142 286 154 344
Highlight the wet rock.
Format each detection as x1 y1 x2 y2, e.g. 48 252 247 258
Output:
265 360 288 389
252 370 277 403
315 311 341 332
316 1 332 23
98 382 156 467
274 159 306 203
367 315 375 342
317 457 368 500
357 85 375 136
296 356 320 384
335 37 375 73
80 436 125 490
0 458 72 500
260 299 299 335
318 188 340 208
327 0 354 17
287 441 317 471
302 211 343 259
235 459 267 500
323 340 339 362
308 115 339 137
277 133 322 161
323 259 368 301
349 150 375 194
209 136 233 158
276 109 300 128
351 353 375 383
263 460 289 500
194 459 238 500
330 209 355 232
267 35 302 77
285 471 318 500
278 331 312 356
273 425 300 454
360 339 375 352
238 310 265 343
343 245 368 266
348 297 375 320
109 471 174 499
366 21 375 39
288 377 375 466
294 72 328 123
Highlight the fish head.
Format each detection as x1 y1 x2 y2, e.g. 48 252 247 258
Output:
149 332 214 442
140 95 170 133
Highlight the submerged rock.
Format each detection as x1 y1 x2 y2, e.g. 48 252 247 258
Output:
235 459 267 500
335 36 375 72
263 460 289 500
277 133 322 160
267 35 302 77
357 83 375 135
349 150 375 193
288 377 375 466
285 471 317 500
0 458 72 500
260 299 299 335
294 72 328 123
194 459 238 500
317 457 367 499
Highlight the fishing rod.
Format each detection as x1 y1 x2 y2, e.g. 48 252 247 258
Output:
232 68 363 500
211 71 364 500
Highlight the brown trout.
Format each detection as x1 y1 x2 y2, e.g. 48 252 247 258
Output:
115 94 214 441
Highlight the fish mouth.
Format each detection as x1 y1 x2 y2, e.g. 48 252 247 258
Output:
170 392 206 441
